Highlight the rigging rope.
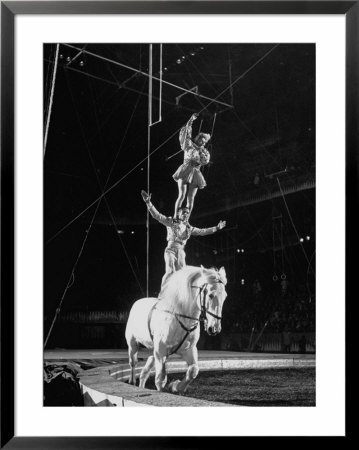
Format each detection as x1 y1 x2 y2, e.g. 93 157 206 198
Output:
44 45 55 122
220 154 272 256
45 66 148 347
167 44 279 162
44 43 60 156
272 219 278 280
85 71 146 296
64 68 145 299
46 124 184 244
182 44 281 259
277 177 315 276
63 43 232 109
47 44 280 244
280 218 286 278
198 119 203 134
44 199 101 348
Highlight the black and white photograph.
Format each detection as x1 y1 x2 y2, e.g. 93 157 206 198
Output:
43 42 316 408
2 1 353 443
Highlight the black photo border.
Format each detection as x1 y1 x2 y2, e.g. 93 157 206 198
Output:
1 1 355 447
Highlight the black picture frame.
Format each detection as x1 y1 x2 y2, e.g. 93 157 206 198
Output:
1 1 354 447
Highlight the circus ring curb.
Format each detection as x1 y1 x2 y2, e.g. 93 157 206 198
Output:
78 353 315 407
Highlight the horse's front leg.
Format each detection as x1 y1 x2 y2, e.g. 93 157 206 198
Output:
169 346 199 394
154 348 168 391
127 337 139 386
139 355 155 388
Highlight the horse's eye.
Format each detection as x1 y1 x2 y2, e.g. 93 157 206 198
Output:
208 293 214 299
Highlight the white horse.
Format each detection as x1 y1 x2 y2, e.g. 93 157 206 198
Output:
125 265 227 394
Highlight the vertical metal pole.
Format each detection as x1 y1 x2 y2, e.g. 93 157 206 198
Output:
150 44 163 127
159 44 162 122
146 44 153 297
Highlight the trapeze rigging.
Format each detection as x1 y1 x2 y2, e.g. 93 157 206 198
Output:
44 42 312 350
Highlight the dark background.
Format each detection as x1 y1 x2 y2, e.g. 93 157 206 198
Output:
44 43 315 346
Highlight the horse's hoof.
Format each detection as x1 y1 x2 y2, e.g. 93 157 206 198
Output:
168 380 181 393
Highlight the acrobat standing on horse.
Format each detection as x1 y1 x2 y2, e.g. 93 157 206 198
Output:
172 113 211 219
141 190 226 290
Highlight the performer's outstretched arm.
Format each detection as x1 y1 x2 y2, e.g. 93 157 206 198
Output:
191 220 226 236
141 190 172 226
179 113 198 150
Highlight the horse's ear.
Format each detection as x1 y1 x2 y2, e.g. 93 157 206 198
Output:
200 264 204 274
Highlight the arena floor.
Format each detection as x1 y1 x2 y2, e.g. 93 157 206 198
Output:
44 349 315 407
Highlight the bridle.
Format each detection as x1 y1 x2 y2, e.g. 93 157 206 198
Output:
192 280 224 322
148 277 224 355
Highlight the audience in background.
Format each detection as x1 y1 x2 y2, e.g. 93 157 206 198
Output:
224 279 315 334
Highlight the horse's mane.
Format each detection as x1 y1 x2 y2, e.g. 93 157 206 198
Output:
160 265 226 312
160 266 201 311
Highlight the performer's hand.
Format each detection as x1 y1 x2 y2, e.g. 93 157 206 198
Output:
190 113 199 122
141 190 151 203
217 220 226 230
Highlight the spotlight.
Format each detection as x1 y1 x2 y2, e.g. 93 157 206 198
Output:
117 230 125 234
300 238 304 243
236 249 240 253
241 279 245 285
181 56 186 60
79 60 84 67
200 46 205 50
163 67 168 71
306 236 310 241
241 249 244 253
131 231 135 235
190 51 196 56
59 54 64 59
66 56 71 62
176 59 182 64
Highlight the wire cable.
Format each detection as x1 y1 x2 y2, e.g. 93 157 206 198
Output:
47 44 279 244
277 177 315 276
70 68 146 295
45 67 147 348
44 200 101 349
86 72 146 296
44 43 60 156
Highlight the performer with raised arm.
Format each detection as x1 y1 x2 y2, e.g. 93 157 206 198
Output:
141 190 226 291
172 113 211 219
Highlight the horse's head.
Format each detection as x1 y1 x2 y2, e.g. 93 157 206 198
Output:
198 266 227 336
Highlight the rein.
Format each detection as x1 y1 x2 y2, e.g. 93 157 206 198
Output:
148 278 223 355
149 304 200 356
192 280 224 322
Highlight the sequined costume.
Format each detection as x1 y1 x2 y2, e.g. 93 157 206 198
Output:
145 201 219 286
172 118 210 189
